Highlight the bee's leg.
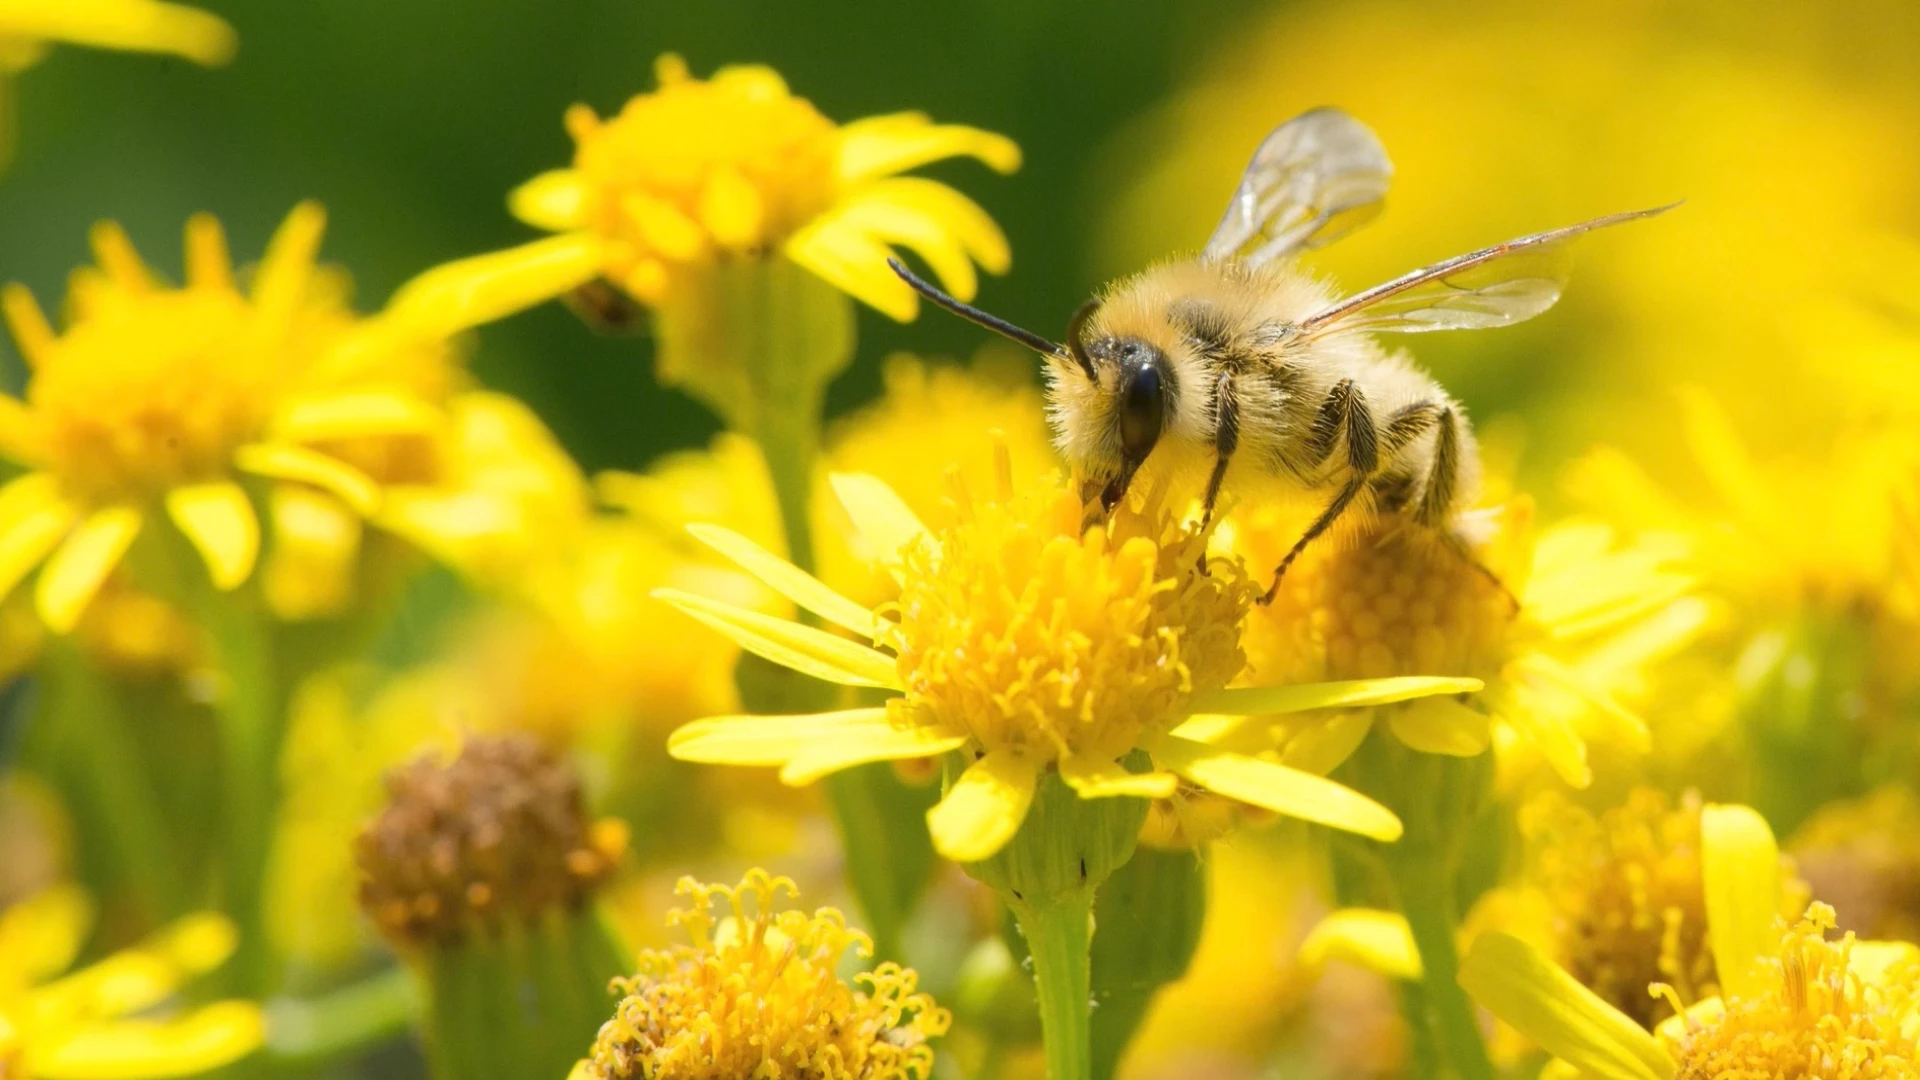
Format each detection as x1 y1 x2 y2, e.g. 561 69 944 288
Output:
1199 371 1239 531
1261 380 1377 604
1415 408 1520 611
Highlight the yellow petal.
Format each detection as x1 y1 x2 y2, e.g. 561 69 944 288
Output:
1850 940 1920 986
0 885 92 984
826 471 931 582
779 726 968 785
927 750 1038 863
234 443 379 516
1482 676 1592 788
1386 695 1492 756
164 482 258 590
0 394 45 464
1459 932 1673 1080
1152 734 1402 841
381 232 603 339
819 194 979 302
837 112 1021 185
1276 712 1374 774
32 1002 263 1080
2 282 55 369
3 1 238 66
32 913 236 1020
697 166 766 250
1700 803 1780 1002
0 472 77 601
668 708 898 766
89 221 151 290
653 587 902 690
252 202 327 331
261 486 360 620
620 192 707 261
273 391 441 442
1299 909 1422 981
686 522 878 639
508 169 593 231
1188 676 1483 717
785 220 919 321
37 506 141 634
183 212 232 291
836 176 1011 276
1058 755 1179 799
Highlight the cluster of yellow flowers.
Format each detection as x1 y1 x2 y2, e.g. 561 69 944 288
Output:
3 3 1919 1080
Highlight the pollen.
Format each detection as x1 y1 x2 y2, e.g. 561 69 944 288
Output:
880 474 1255 768
586 870 949 1080
1666 903 1920 1079
354 733 626 948
550 55 838 302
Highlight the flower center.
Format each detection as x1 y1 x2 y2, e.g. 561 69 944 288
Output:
882 480 1253 766
567 55 840 288
588 870 947 1080
1667 904 1920 1079
29 290 284 502
354 733 625 948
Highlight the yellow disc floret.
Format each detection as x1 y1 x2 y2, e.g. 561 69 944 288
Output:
1665 903 1920 1079
884 479 1254 767
586 870 949 1080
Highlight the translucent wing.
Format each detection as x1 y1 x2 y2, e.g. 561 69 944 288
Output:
1202 107 1393 266
1301 204 1677 336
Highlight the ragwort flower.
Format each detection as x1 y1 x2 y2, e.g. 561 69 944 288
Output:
660 455 1479 862
0 887 261 1080
508 53 1018 321
580 869 947 1080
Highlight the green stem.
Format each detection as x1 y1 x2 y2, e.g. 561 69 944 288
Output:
1388 852 1493 1080
264 966 415 1069
1012 895 1094 1080
751 401 819 576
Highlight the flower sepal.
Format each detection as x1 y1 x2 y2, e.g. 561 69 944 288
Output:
959 751 1148 909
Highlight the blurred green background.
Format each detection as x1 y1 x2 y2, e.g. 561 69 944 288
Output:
0 0 1269 473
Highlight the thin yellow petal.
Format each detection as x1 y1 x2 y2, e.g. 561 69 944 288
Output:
252 202 327 330
3 1 237 66
273 391 441 442
1386 695 1492 756
1299 909 1422 980
165 482 258 591
1700 803 1780 1002
183 212 232 291
1188 676 1483 717
2 282 55 369
687 522 879 639
1153 734 1402 841
927 750 1037 863
653 587 902 690
1276 712 1374 774
838 177 1011 274
779 727 968 785
827 471 931 581
37 506 141 634
0 394 45 464
0 885 91 984
821 197 978 302
382 232 603 339
785 220 919 321
0 472 77 601
837 112 1021 185
1058 755 1179 799
668 708 898 766
1459 931 1673 1080
89 221 151 290
233 443 379 516
508 169 594 231
261 486 359 620
32 1002 263 1080
621 192 706 261
32 914 236 1020
1483 676 1592 788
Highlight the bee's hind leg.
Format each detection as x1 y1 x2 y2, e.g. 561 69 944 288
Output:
1260 379 1378 604
1415 408 1520 612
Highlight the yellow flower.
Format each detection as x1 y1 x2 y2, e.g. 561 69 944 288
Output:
0 204 585 630
1462 803 1920 1080
1226 497 1701 788
0 887 261 1080
581 870 948 1080
0 0 234 73
508 53 1018 321
660 455 1479 862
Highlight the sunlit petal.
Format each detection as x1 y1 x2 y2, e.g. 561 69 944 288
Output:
827 471 932 581
1460 931 1673 1080
1700 803 1781 1001
1058 755 1179 799
234 443 380 516
382 232 603 338
273 391 442 442
1188 676 1482 717
164 482 258 590
669 708 899 766
1152 734 1402 841
37 506 142 633
779 727 968 785
1299 909 1421 981
32 1002 263 1079
1386 695 1492 756
837 112 1021 185
687 522 879 638
0 472 77 601
785 219 918 321
926 751 1037 863
508 169 594 231
653 587 902 690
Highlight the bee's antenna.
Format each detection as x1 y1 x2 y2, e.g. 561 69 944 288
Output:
886 258 1085 377
1064 299 1100 381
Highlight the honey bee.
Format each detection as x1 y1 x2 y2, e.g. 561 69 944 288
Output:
889 107 1671 598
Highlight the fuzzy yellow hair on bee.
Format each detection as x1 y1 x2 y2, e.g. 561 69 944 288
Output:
891 107 1673 598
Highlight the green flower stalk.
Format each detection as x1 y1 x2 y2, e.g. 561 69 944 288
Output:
355 734 630 1080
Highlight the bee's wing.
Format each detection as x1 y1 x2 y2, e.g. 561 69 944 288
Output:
1300 205 1676 336
1202 107 1393 266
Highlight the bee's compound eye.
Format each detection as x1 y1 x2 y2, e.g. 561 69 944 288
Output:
1118 362 1164 458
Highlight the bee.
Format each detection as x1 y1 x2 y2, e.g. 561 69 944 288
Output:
889 107 1672 598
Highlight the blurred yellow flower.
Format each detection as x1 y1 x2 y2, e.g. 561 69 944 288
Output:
581 869 948 1080
1226 499 1700 789
508 53 1018 321
0 204 590 629
0 887 261 1079
0 0 234 73
661 457 1482 862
